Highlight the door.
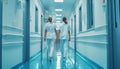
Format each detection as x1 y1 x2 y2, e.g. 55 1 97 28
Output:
41 15 43 69
0 0 2 68
113 0 120 69
23 0 30 62
35 7 38 32
107 0 120 69
74 15 76 69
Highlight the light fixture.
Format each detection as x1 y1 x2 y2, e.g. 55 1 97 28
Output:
56 21 61 23
56 14 62 16
55 9 63 12
56 18 61 20
54 0 64 2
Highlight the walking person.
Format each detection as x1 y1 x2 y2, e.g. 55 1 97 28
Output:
44 17 57 62
58 17 71 61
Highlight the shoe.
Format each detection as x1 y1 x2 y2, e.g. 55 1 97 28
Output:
49 57 52 63
49 59 52 63
63 57 66 62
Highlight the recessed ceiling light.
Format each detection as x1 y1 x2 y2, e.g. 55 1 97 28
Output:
56 18 61 20
54 0 64 2
55 9 63 11
56 14 62 16
56 21 61 23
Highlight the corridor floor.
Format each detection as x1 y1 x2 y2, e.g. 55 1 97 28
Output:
16 44 100 69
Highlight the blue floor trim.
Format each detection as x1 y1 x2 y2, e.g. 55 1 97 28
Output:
30 51 41 61
11 62 24 69
68 47 104 69
68 56 74 64
11 48 48 69
11 51 42 69
76 51 103 69
11 47 104 69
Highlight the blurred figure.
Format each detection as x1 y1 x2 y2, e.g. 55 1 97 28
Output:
58 17 71 61
44 17 57 62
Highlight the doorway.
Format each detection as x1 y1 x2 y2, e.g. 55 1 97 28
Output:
107 0 120 69
112 0 120 69
74 15 77 69
0 0 3 68
35 7 38 32
23 0 30 62
41 15 43 69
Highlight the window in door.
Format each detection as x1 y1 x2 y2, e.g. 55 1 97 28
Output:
35 7 38 32
79 6 82 32
87 0 94 29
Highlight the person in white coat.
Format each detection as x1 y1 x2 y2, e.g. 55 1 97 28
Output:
58 17 71 61
44 17 57 62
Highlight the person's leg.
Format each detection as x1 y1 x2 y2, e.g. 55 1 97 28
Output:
49 39 55 58
46 39 51 61
60 40 63 58
53 39 58 59
63 39 68 60
46 39 51 55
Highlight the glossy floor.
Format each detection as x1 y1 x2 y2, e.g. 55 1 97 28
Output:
17 48 96 69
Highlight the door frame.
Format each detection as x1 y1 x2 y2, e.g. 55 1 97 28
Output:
107 0 114 69
107 0 119 69
35 6 38 32
74 15 77 69
0 0 2 68
40 15 43 69
23 0 30 62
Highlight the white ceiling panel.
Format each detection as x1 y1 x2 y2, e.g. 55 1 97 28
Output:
40 0 79 20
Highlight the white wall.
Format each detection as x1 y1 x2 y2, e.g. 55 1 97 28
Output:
70 0 107 69
2 0 44 68
30 0 44 57
30 0 35 32
76 0 87 33
93 0 107 27
2 0 23 69
30 0 44 34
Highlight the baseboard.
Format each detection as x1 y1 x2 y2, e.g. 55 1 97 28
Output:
30 51 41 61
69 47 104 69
11 62 24 69
11 51 41 69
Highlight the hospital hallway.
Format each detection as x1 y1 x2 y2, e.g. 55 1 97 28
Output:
0 0 120 69
15 41 104 69
17 45 101 69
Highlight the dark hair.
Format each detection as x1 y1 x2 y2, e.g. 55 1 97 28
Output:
48 17 52 20
63 17 66 20
63 17 67 24
48 17 52 22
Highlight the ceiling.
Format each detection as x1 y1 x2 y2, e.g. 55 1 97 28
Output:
40 0 78 22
